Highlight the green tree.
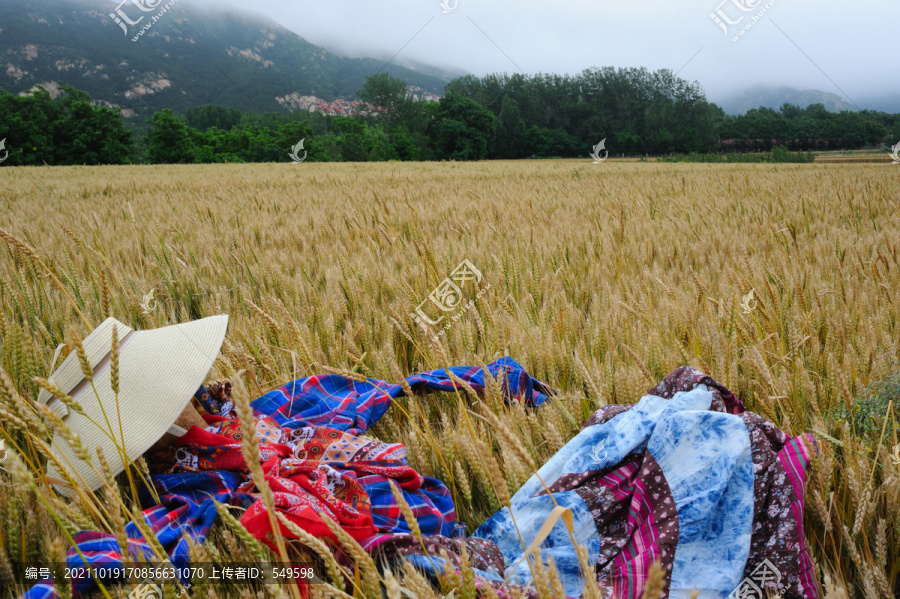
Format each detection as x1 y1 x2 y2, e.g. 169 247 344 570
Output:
523 125 552 157
0 87 64 165
780 103 802 120
863 120 888 145
334 117 370 161
244 126 284 162
547 128 580 156
0 85 133 166
491 96 526 158
444 66 721 155
615 131 641 155
367 123 397 161
146 109 196 164
390 126 420 161
358 73 413 128
56 85 133 165
427 94 496 160
186 105 242 131
277 121 315 161
193 127 244 163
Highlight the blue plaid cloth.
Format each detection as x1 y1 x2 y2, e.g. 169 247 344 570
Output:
253 356 553 435
22 357 552 598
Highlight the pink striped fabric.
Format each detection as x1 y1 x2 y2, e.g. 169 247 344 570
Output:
777 433 819 599
593 457 675 599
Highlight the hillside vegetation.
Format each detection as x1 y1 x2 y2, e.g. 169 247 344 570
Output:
0 0 446 122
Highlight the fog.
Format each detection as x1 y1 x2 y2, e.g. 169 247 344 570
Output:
175 0 899 110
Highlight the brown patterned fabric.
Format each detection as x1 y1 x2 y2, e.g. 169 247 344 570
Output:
582 404 633 429
571 453 679 598
645 365 746 414
741 412 819 598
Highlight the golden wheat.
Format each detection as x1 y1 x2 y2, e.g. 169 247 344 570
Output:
0 161 897 597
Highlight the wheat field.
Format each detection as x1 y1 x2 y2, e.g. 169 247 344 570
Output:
0 160 898 598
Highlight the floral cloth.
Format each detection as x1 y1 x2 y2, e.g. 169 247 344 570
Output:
151 385 452 543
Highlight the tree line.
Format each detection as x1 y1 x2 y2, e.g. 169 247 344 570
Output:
1 69 897 165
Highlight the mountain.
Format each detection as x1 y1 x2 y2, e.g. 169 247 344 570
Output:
716 85 859 115
0 0 448 122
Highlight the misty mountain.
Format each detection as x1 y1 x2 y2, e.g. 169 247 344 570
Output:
0 0 447 122
717 85 860 115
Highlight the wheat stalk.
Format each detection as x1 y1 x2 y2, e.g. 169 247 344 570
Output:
640 560 665 599
383 568 402 599
319 514 380 597
230 372 303 599
274 512 345 591
479 405 535 472
213 501 270 563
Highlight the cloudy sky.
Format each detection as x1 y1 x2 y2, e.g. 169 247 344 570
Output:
206 0 897 110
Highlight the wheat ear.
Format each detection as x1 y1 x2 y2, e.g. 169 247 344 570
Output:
274 512 346 591
640 560 665 599
231 370 299 599
320 514 380 597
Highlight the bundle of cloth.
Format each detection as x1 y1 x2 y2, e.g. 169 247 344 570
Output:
24 360 818 599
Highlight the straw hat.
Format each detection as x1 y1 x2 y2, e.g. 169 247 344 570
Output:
37 315 229 496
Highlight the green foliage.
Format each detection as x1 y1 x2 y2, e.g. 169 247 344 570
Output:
0 85 134 166
141 103 425 164
615 131 641 155
427 94 496 161
490 96 527 159
446 67 723 156
334 117 371 162
658 146 815 163
186 105 243 132
368 126 398 162
146 109 197 164
4 79 894 166
829 370 900 438
357 73 413 128
523 126 580 158
719 103 895 151
390 127 420 161
356 74 435 161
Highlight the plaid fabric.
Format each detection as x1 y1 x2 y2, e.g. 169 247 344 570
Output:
253 356 553 435
23 491 226 597
23 357 549 598
359 473 455 535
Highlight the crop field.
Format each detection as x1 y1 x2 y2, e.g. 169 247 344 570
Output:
0 161 898 598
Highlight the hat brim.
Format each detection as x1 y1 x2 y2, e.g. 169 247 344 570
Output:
48 315 229 496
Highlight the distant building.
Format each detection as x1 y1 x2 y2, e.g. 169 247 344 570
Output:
276 88 439 115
